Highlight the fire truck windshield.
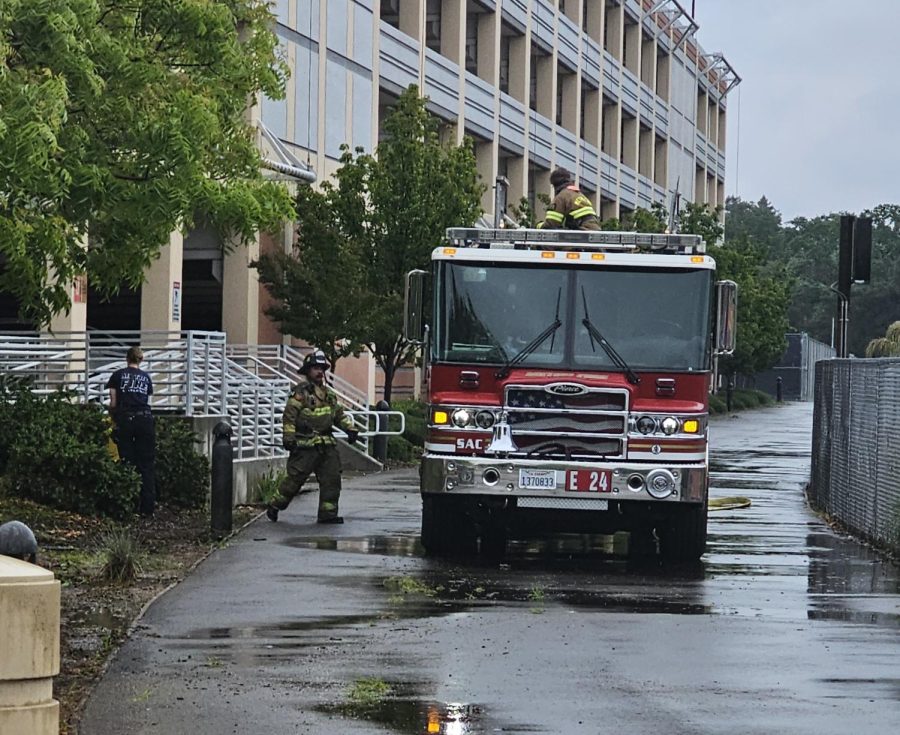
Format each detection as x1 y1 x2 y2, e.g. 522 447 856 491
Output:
435 262 713 372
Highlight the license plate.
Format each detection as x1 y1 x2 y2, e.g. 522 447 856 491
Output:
566 469 612 493
518 469 557 490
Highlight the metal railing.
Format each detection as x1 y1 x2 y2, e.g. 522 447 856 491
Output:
226 344 376 453
2 332 405 463
0 331 227 416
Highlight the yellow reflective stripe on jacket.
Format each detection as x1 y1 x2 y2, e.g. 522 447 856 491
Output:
570 205 596 219
544 210 565 223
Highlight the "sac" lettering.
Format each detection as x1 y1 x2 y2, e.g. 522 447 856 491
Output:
456 438 484 450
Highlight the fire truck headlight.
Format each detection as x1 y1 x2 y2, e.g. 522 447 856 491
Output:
682 419 699 433
636 416 656 435
433 410 449 425
646 469 676 498
451 408 473 427
475 410 495 429
660 417 679 435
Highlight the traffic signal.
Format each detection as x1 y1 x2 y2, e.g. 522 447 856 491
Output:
852 217 872 284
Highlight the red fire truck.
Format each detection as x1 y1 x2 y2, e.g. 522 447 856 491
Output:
404 227 737 560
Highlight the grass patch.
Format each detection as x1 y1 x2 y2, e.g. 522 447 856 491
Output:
709 389 775 415
348 677 391 707
382 575 440 598
252 469 286 505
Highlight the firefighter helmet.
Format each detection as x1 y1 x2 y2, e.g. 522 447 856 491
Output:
300 349 330 375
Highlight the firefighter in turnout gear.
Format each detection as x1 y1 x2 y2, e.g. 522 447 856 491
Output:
266 350 359 524
538 167 601 231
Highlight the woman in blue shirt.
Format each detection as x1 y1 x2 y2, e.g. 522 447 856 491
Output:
107 346 155 517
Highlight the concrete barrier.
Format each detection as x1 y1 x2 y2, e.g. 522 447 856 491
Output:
0 555 60 734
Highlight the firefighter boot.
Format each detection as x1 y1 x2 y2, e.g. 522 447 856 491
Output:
266 505 279 522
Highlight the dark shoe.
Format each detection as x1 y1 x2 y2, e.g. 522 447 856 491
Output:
317 516 344 524
266 506 279 522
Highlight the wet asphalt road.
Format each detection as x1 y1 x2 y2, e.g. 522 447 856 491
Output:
81 402 900 735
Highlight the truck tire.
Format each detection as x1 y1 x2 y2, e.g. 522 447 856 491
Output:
658 502 707 561
421 495 476 556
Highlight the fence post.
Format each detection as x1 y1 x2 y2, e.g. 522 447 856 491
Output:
185 332 194 415
373 399 390 464
211 422 233 538
776 376 783 403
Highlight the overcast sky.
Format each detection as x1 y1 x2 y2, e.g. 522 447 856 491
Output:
693 0 900 222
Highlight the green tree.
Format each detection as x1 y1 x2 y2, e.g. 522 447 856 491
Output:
259 86 483 401
252 186 366 370
724 196 784 256
0 0 295 325
768 204 900 356
679 202 791 379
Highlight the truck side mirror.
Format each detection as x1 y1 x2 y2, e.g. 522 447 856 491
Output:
404 269 427 344
715 280 738 355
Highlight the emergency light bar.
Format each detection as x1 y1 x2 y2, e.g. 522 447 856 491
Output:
445 227 705 254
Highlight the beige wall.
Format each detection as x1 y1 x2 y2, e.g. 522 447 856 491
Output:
141 230 184 333
222 234 260 344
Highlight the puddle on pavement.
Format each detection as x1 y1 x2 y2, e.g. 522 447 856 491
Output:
317 686 544 734
284 534 424 557
80 607 126 629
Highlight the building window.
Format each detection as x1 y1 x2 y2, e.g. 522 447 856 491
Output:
530 55 538 111
499 35 511 94
381 0 400 29
556 71 563 126
465 13 478 74
426 0 441 53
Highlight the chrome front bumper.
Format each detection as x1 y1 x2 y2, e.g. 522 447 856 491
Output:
420 454 707 504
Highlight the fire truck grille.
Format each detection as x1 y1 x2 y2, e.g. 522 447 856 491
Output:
504 386 629 460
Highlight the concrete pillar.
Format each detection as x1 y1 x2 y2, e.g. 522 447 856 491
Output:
507 156 528 210
583 87 600 147
476 140 499 214
141 230 184 333
534 52 555 119
222 236 260 345
508 32 530 107
400 0 423 40
476 10 499 86
0 556 60 734
560 71 579 134
606 2 623 62
47 246 88 392
442 0 463 64
621 115 637 170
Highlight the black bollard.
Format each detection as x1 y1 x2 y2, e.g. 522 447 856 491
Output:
211 421 233 538
373 399 390 464
726 378 734 412
775 376 783 403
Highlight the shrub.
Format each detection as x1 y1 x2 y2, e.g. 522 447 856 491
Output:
3 390 140 519
385 399 425 463
155 417 210 509
99 526 142 584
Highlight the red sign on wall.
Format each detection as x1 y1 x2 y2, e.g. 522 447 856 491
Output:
73 275 87 303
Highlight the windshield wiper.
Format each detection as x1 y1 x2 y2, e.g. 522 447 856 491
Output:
581 288 641 385
495 288 562 379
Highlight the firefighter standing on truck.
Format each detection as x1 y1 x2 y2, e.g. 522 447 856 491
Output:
266 350 359 524
538 167 601 230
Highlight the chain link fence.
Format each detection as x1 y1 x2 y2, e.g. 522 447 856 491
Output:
811 359 900 552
